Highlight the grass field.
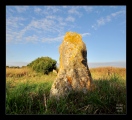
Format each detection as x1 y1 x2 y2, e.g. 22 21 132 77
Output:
6 67 126 114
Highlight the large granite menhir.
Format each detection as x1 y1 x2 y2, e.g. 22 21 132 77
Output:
50 32 93 99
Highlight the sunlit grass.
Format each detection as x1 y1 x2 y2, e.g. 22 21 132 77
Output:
6 67 126 114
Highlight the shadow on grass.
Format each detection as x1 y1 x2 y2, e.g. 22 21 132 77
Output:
47 75 126 114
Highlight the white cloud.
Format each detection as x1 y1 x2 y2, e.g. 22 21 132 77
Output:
36 7 61 18
66 16 75 22
97 18 105 26
111 10 125 17
41 32 91 43
19 23 24 26
46 15 56 19
26 16 68 36
83 6 93 13
6 16 26 30
14 6 29 13
6 32 14 43
92 10 126 30
106 15 111 22
68 6 82 17
91 25 97 30
6 6 81 44
34 7 41 13
41 35 64 43
25 35 39 43
53 7 60 13
6 15 66 44
8 8 15 13
109 6 117 8
22 18 56 34
45 15 66 26
81 32 91 37
6 26 23 44
59 21 67 26
6 16 28 44
62 6 68 8
46 6 61 13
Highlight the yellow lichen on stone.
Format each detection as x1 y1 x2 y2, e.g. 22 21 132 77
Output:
66 76 72 85
69 45 84 62
64 32 82 44
59 31 87 69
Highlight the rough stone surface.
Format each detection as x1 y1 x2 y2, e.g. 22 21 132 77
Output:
50 32 93 99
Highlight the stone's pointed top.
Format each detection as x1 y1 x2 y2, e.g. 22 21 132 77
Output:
64 31 83 44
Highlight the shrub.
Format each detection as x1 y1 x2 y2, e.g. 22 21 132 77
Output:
27 57 57 74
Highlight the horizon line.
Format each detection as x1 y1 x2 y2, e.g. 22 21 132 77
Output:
6 61 126 68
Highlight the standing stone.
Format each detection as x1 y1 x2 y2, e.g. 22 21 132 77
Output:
50 32 93 99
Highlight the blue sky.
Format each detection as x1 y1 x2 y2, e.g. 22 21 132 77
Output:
6 6 126 68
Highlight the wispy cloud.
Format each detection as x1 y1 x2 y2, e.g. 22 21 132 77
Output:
41 36 64 43
45 15 66 26
6 15 29 44
14 6 29 13
6 16 26 29
81 32 91 37
6 14 76 44
40 6 61 16
62 6 68 8
111 10 125 17
6 17 56 44
8 8 15 13
38 32 90 43
68 6 82 17
29 19 55 31
46 15 56 19
66 16 75 22
6 6 92 44
6 31 14 43
34 7 42 13
109 6 118 8
46 6 60 13
25 35 39 43
83 6 93 13
97 18 105 26
92 10 125 30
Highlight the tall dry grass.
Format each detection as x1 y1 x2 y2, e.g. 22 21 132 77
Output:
6 67 56 89
6 67 36 77
6 66 126 88
90 67 126 80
